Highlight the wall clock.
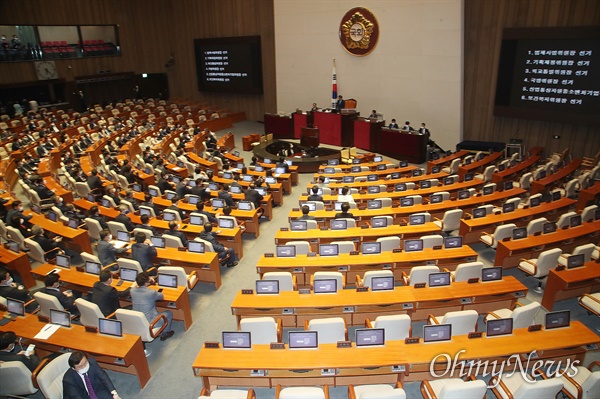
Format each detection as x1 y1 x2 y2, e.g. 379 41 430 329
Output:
35 60 58 80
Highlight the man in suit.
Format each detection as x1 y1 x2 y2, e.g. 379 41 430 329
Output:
191 178 209 202
307 185 323 202
166 220 189 247
86 169 103 194
218 184 235 207
401 121 415 131
32 177 54 200
131 272 174 341
97 229 128 271
62 351 121 399
91 270 131 317
244 183 263 208
195 202 217 224
335 95 345 110
297 205 315 220
5 200 32 225
0 267 38 313
115 205 135 232
89 205 109 230
42 273 79 315
141 194 161 217
139 214 160 236
157 172 174 194
31 225 83 264
0 331 40 371
418 122 430 135
199 223 237 267
35 142 48 157
275 157 289 173
335 202 355 219
106 186 121 206
176 178 192 199
131 232 157 274
388 119 399 129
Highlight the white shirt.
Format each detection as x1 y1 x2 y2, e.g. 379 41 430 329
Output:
337 194 355 203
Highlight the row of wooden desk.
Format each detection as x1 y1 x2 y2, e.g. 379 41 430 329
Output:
542 261 600 311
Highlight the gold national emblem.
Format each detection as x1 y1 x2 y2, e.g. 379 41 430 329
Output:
339 8 379 56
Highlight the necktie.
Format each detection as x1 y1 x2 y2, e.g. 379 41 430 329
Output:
84 373 99 399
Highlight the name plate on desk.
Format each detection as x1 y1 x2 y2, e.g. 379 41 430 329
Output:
414 283 426 289
382 264 392 269
270 342 285 350
280 227 289 231
320 226 328 231
393 249 402 253
468 332 483 339
433 245 442 250
292 208 299 212
555 265 565 271
399 222 407 226
467 278 479 284
361 225 369 229
204 342 220 348
201 264 211 270
264 253 274 257
293 267 303 273
528 324 542 332
460 298 472 304
402 303 414 309
337 341 352 348
338 266 348 272
356 287 369 292
85 326 98 333
405 337 420 344
426 260 436 265
38 315 49 323
299 288 311 294
350 251 359 255
241 289 254 295
307 252 317 257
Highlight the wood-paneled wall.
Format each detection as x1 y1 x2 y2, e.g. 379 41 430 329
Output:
464 0 600 159
0 0 276 121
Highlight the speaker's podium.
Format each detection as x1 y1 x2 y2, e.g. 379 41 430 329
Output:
300 126 319 148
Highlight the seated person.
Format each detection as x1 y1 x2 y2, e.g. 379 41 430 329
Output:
307 185 323 202
388 119 399 129
63 203 86 223
221 206 245 231
166 220 189 247
195 202 217 224
123 189 140 211
115 205 135 232
62 351 122 399
42 273 80 315
91 270 131 317
139 214 160 236
335 202 355 219
315 175 327 188
141 193 161 217
298 205 315 220
401 121 415 131
88 205 109 230
131 273 174 341
97 229 128 271
10 214 31 238
0 331 39 371
244 183 264 208
131 232 157 274
31 177 54 200
0 267 38 313
198 223 238 267
275 157 289 173
218 184 235 207
105 186 121 206
369 110 378 119
337 186 355 203
30 225 83 264
5 200 32 226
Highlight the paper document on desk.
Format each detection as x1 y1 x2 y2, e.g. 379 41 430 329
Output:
34 324 60 340
111 240 128 249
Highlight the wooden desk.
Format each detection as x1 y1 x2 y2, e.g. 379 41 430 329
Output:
495 220 600 268
531 158 583 195
31 263 193 330
0 312 151 388
26 211 93 254
232 276 526 326
192 321 598 390
378 128 428 164
458 198 576 244
151 247 221 290
457 151 503 178
427 150 469 173
213 175 284 207
324 171 449 190
256 247 478 285
577 181 600 211
42 176 74 203
491 154 541 184
0 246 35 288
541 261 600 311
314 165 417 181
185 152 219 175
175 200 261 238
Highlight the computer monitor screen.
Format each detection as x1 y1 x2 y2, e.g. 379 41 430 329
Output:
265 177 276 184
355 328 385 347
98 318 123 337
420 180 431 189
6 298 24 316
188 241 205 253
303 202 316 211
464 173 474 181
409 214 424 225
319 244 339 256
243 175 253 182
483 185 495 195
367 174 378 182
290 220 307 231
56 254 70 268
85 261 101 275
429 272 451 287
325 159 338 166
230 185 242 194
538 170 547 179
343 176 355 183
552 190 561 201
412 169 423 177
458 190 470 200
334 202 343 211
132 183 142 192
330 219 348 230
543 222 556 234
151 236 165 248
238 201 252 211
371 276 394 291
502 202 515 213
87 193 96 202
148 188 159 197
172 175 181 184
313 278 337 293
285 160 292 166
212 199 225 208
368 200 382 209
6 241 19 253
218 218 235 229
401 197 414 207
404 239 423 252
504 181 514 191
399 161 409 167
374 156 383 162
395 183 407 192
545 310 570 330
276 245 296 257
432 166 441 173
444 177 455 186
222 331 251 349
472 207 487 219
352 158 361 164
368 186 381 194
391 172 401 179
223 172 233 179
237 163 245 169
567 254 585 269
377 164 387 171
288 331 318 349
324 167 334 174
163 212 175 221
256 188 267 196
498 163 506 172
256 280 279 294
50 309 71 328
423 324 452 343
430 194 443 204
208 183 219 191
66 217 78 229
486 318 513 337
351 166 361 173
371 217 388 228
186 195 199 205
101 198 111 208
157 273 178 288
444 236 463 248
144 167 152 174
117 230 130 242
263 158 271 164
361 242 381 255
570 215 582 228
482 266 503 282
120 268 138 282
512 227 527 240
139 208 151 217
529 196 541 207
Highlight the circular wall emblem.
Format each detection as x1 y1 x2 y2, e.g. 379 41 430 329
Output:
339 7 379 56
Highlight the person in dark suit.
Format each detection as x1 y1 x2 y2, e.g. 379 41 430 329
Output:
244 183 263 208
139 214 160 236
62 351 121 399
335 202 355 219
157 172 174 194
402 121 415 131
176 178 192 199
35 142 48 157
115 205 135 232
123 189 139 211
298 205 315 220
311 103 319 112
31 225 83 264
275 157 289 173
335 95 345 110
141 194 161 217
106 186 121 206
0 331 40 371
307 185 323 202
166 220 188 247
97 230 128 271
195 202 216 224
32 177 54 200
191 178 209 202
131 232 157 274
198 223 237 267
91 270 130 317
42 273 79 315
0 267 38 313
218 184 235 207
388 119 399 129
5 200 32 226
89 205 109 230
121 164 137 184
418 122 430 135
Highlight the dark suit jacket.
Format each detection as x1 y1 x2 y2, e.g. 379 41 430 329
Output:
196 210 216 224
90 214 109 230
335 212 355 219
92 281 130 317
157 178 174 194
166 229 188 247
218 190 234 207
335 99 345 110
198 231 224 253
131 243 157 272
307 194 323 202
244 189 263 207
62 357 115 399
31 235 60 259
115 213 135 232
0 350 39 371
42 287 77 313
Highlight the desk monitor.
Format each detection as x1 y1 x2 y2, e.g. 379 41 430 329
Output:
48 211 58 222
120 267 138 282
236 162 245 169
256 188 267 196
6 241 19 253
374 156 383 162
543 222 556 234
486 318 513 337
255 166 265 173
85 261 101 275
222 331 251 349
482 185 495 195
567 254 585 269
256 280 279 294
315 188 324 196
230 186 243 196
367 174 378 182
172 175 181 184
222 172 233 179
362 242 381 255
117 230 130 243
482 266 503 282
444 236 463 248
276 245 296 258
352 158 361 164
464 173 474 182
400 161 409 167
334 202 344 211
404 239 423 252
139 208 151 217
595 208 600 221
163 212 176 221
429 272 451 287
176 161 185 169
303 202 316 211
538 170 547 179
412 169 423 177
50 309 71 328
101 198 112 208
263 158 272 164
371 217 388 228
132 183 142 192
464 158 472 165
423 324 451 343
157 273 178 288
330 219 348 230
218 218 235 229
552 190 561 201
148 188 159 197
570 215 582 228
151 236 165 248
319 244 339 257
472 207 487 219
498 163 506 172
212 199 225 209
458 190 470 200
444 177 455 186
371 276 394 291
343 176 355 183
290 220 308 231
502 202 515 213
432 165 441 173
420 180 431 189
99 318 123 337
187 195 200 205
56 254 70 268
314 278 337 293
377 164 387 171
368 186 381 194
401 197 414 207
504 181 514 191
395 183 407 192
355 328 385 347
409 214 425 225
144 166 152 174
243 175 254 182
368 200 382 209
530 196 541 207
430 194 443 204
351 166 361 173
208 183 219 191
512 227 527 240
86 193 96 202
545 310 570 330
106 174 113 181
328 159 339 166
188 241 205 253
324 167 335 174
6 298 25 317
289 331 318 349
390 172 401 179
238 201 253 211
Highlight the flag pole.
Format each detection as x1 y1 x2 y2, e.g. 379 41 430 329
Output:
332 58 337 109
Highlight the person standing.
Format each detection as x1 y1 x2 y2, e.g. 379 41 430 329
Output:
335 95 345 110
130 272 174 341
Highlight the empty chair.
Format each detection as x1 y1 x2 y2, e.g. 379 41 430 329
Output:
311 271 345 290
421 376 488 399
494 196 521 213
489 372 563 399
102 195 118 208
6 226 28 251
75 298 107 328
148 184 161 196
117 258 146 275
378 197 392 207
442 158 460 174
421 234 443 249
239 316 282 344
526 217 548 235
427 310 479 336
365 314 411 341
33 291 66 317
402 265 439 286
410 212 431 222
163 209 181 222
514 172 533 190
120 199 136 213
431 191 450 201
579 293 600 316
449 261 484 282
162 234 183 248
262 272 297 291
377 236 400 252
107 221 128 238
558 178 580 198
198 388 256 398
158 266 198 291
335 218 356 228
433 209 463 233
348 382 406 399
0 360 38 396
81 251 101 265
406 195 422 204
33 352 72 399
331 241 355 254
518 248 562 292
75 182 91 198
557 211 577 229
275 385 328 399
133 227 155 241
305 317 347 343
558 243 595 266
555 361 600 399
480 223 517 249
475 164 496 182
484 301 541 329
286 241 311 255
356 270 394 288
581 205 598 222
116 309 168 356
